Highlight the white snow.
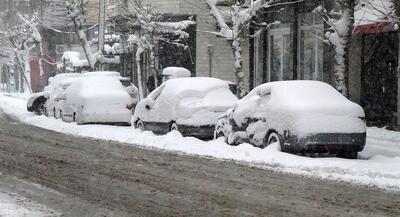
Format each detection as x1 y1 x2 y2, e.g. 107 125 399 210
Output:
161 67 191 81
0 190 59 217
1 93 400 190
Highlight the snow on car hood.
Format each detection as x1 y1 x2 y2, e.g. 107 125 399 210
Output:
176 88 237 126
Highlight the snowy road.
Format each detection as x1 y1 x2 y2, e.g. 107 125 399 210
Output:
1 93 400 190
0 113 400 216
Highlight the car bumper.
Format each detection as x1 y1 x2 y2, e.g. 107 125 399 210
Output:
81 112 132 125
178 124 215 140
283 132 366 153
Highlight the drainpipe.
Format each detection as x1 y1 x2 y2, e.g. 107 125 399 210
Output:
398 31 400 126
207 44 214 77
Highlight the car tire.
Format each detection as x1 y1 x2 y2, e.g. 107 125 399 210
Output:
170 123 179 132
337 151 358 159
214 126 228 144
36 103 45 115
136 120 145 131
265 132 282 149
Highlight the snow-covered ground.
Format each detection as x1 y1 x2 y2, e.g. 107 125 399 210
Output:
1 93 400 190
0 190 58 217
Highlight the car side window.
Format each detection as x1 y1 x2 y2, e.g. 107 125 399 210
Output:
148 84 165 101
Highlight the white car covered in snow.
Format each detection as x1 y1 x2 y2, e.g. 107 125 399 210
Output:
83 71 139 103
60 76 133 125
215 81 367 159
133 77 238 139
44 73 82 118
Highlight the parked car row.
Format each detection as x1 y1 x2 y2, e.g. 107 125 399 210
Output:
27 71 138 125
28 73 367 159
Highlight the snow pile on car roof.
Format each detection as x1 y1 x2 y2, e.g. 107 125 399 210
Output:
253 81 364 116
162 67 191 78
161 77 229 98
82 71 121 77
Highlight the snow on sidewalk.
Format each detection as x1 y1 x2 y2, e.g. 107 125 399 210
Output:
1 93 400 190
0 190 59 217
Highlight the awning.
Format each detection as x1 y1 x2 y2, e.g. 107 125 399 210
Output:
353 0 396 34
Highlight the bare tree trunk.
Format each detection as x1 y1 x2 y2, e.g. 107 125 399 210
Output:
333 0 355 98
150 46 158 89
136 50 144 100
232 37 245 98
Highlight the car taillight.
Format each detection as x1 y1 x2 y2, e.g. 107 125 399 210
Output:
126 104 133 110
359 117 366 123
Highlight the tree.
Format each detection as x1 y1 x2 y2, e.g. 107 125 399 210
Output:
206 0 281 98
6 13 44 93
66 0 120 70
122 0 195 99
314 0 356 97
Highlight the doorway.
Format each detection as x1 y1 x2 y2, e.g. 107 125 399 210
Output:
361 32 398 126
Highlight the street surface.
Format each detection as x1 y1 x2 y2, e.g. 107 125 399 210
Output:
0 112 399 217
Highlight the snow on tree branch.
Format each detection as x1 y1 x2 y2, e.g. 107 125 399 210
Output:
122 0 195 98
206 0 293 98
66 0 120 70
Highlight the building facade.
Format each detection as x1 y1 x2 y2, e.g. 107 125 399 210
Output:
108 0 251 92
250 0 399 128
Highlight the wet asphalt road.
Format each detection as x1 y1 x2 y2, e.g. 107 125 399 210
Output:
0 112 399 217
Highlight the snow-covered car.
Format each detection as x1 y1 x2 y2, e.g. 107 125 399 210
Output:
60 76 133 125
214 81 367 159
83 71 139 103
133 77 238 139
27 92 48 115
44 73 82 118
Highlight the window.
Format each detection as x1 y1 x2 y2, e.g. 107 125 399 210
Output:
298 13 324 81
253 31 264 87
267 27 292 82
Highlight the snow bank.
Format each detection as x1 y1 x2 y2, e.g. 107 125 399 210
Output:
1 94 400 190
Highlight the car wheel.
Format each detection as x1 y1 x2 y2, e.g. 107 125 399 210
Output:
136 120 145 131
265 132 282 148
36 103 45 115
337 151 358 159
214 126 228 143
170 123 179 132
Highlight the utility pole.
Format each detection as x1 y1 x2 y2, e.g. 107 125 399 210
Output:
98 0 106 70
